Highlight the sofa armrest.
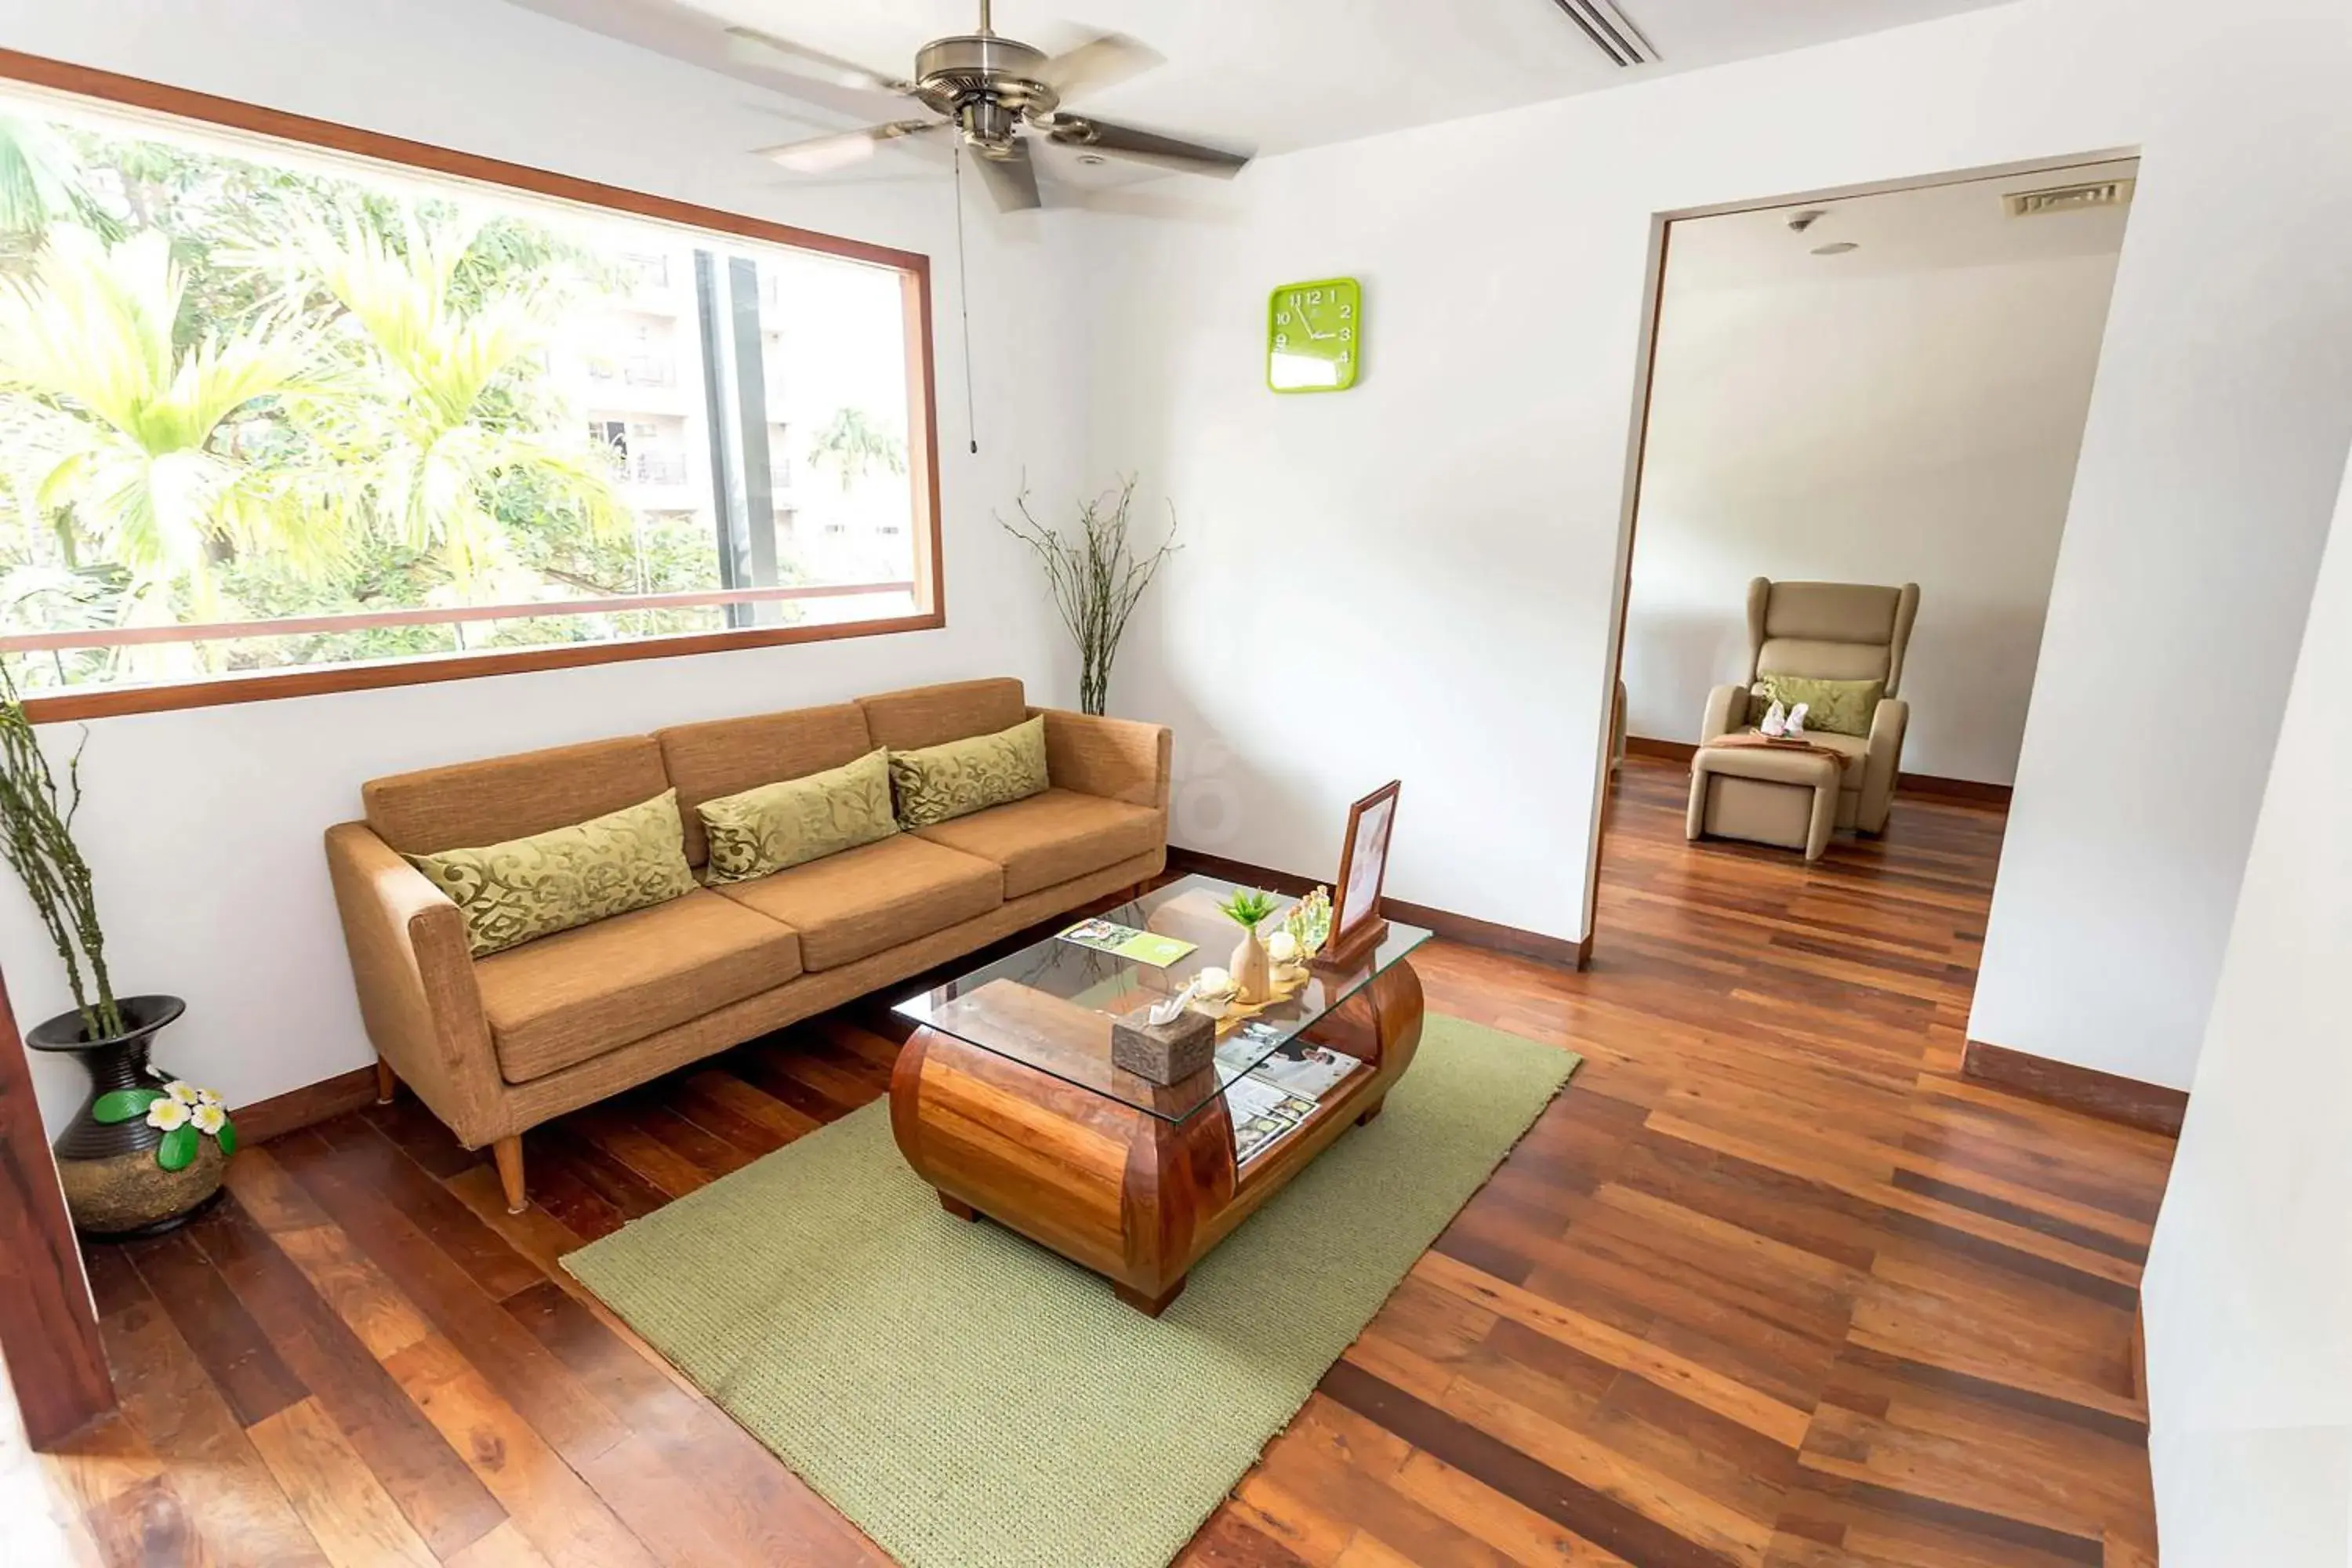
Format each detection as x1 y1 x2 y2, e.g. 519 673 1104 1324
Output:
323 822 503 1145
1033 707 1172 811
1860 698 1910 833
1701 683 1750 744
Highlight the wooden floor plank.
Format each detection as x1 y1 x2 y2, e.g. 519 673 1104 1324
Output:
37 757 2171 1566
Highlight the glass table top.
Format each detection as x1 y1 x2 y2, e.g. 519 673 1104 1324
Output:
892 874 1429 1123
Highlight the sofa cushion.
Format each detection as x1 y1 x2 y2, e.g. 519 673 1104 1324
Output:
476 888 803 1083
365 735 670 855
887 715 1050 828
655 702 876 867
912 789 1163 899
858 678 1029 751
699 749 899 884
715 834 1001 971
405 789 698 958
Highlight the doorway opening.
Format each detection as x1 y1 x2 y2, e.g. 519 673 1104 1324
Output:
1594 156 2137 935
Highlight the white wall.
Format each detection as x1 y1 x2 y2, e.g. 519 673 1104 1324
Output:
1624 252 2121 785
1080 0 2352 1094
2139 447 2352 1563
0 0 1094 1131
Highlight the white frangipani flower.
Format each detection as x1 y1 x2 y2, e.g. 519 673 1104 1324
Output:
190 1103 227 1135
146 1098 191 1131
194 1085 223 1106
165 1080 202 1105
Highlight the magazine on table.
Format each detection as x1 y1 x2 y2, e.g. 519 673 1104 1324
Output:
1054 917 1196 967
1214 1020 1367 1102
1223 1076 1321 1167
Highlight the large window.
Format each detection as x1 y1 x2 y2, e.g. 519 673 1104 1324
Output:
0 67 938 720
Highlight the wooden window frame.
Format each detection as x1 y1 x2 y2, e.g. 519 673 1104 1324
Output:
0 47 946 726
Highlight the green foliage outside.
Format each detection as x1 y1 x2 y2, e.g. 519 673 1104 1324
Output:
0 115 737 689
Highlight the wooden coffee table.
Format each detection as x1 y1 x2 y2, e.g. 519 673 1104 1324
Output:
889 875 1428 1316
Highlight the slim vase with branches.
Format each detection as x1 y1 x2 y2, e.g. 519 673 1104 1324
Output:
1000 476 1178 717
0 662 119 1040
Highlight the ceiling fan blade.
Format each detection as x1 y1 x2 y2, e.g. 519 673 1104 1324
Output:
1031 32 1162 100
757 119 942 173
973 141 1043 212
1047 118 1250 178
724 26 913 95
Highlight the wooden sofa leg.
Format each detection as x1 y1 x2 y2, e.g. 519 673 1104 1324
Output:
374 1056 397 1105
493 1137 526 1214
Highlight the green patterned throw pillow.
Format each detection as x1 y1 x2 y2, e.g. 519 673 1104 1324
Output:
887 715 1050 827
407 789 696 957
1753 674 1885 738
698 749 899 884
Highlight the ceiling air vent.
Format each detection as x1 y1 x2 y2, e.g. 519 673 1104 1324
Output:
2005 177 2136 217
1546 0 1659 67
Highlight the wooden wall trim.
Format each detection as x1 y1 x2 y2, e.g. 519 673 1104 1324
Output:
0 967 115 1449
230 1065 383 1147
0 45 947 728
1165 848 1590 971
1962 1039 2187 1137
1622 736 2015 807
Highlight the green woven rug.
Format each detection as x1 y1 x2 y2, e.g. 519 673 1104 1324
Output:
564 1014 1577 1568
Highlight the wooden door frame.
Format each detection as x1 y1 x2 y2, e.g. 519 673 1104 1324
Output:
1577 147 2142 953
0 964 114 1448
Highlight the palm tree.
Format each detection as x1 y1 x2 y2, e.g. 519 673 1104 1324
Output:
807 406 906 493
0 117 119 262
287 211 624 604
0 225 333 646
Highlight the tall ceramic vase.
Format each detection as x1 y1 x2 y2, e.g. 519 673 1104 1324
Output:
26 995 227 1238
1230 926 1272 1006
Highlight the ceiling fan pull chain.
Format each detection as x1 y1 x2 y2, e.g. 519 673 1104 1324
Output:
954 143 979 454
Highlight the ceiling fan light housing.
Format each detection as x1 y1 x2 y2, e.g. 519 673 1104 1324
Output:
913 33 1057 116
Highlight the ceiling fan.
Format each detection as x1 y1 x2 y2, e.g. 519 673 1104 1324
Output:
728 2 1250 211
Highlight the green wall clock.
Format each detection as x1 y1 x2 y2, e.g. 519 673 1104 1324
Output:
1268 278 1362 393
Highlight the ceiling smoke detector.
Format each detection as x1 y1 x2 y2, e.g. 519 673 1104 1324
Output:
1544 0 1659 67
2005 177 2136 217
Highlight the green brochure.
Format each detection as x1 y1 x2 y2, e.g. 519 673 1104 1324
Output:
1055 918 1197 967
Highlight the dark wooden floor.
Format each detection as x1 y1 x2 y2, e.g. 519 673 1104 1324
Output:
25 755 2172 1566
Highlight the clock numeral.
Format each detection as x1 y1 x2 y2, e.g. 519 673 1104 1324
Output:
1289 292 1302 307
1339 303 1352 318
1340 327 1352 342
1274 332 1288 348
1338 350 1352 365
1307 289 1323 304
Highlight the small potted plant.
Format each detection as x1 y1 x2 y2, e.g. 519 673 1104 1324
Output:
1 667 230 1236
1217 887 1279 1005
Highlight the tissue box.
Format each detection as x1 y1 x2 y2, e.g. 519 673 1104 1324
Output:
1110 1007 1216 1084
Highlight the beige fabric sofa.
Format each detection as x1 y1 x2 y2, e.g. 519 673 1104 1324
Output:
1699 577 1920 836
325 677 1170 1209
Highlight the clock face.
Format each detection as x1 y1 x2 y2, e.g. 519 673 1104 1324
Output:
1268 278 1361 393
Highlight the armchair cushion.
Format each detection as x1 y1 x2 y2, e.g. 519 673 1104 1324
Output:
475 888 803 1083
1752 675 1883 738
912 789 1164 899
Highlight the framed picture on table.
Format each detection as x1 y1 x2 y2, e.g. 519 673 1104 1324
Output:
1319 780 1400 968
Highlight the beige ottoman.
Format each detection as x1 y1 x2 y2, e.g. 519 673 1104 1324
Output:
1686 742 1841 861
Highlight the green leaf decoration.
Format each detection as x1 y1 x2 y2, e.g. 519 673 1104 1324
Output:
215 1118 237 1157
156 1124 198 1172
92 1087 165 1123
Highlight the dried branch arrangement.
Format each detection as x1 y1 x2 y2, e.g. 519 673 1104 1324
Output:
1000 477 1178 717
0 663 122 1039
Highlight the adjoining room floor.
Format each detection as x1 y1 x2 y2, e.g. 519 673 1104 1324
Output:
28 755 2170 1566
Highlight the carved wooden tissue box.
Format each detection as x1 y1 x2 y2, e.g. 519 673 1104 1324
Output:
1111 1006 1215 1084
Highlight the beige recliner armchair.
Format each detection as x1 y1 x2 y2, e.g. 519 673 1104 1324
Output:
1700 577 1920 834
